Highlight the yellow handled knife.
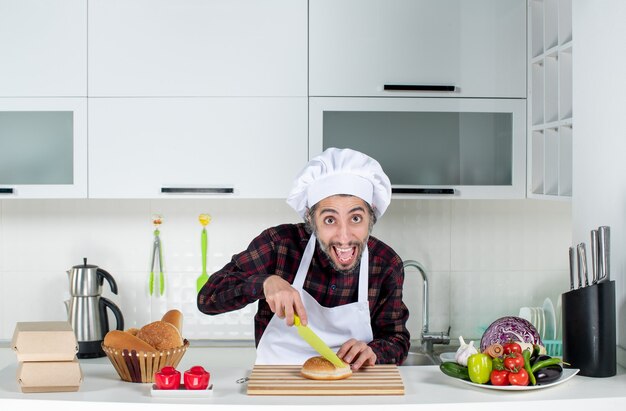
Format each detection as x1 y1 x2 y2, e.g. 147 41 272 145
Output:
293 314 349 369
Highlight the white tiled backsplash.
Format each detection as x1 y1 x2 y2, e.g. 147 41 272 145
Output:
0 199 571 343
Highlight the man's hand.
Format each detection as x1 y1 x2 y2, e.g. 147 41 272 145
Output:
336 339 377 371
262 275 308 326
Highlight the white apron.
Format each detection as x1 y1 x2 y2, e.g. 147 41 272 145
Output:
255 234 373 365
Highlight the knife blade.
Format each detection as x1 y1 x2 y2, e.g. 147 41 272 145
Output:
293 314 348 369
577 243 589 287
568 246 575 290
598 226 610 283
591 230 599 284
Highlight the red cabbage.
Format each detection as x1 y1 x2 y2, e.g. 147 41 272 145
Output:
480 316 542 352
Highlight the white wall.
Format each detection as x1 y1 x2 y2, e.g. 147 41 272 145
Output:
0 198 571 344
572 0 626 367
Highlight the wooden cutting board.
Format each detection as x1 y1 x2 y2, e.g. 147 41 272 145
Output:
247 364 404 396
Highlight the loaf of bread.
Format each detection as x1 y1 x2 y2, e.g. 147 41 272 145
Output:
103 330 156 352
135 321 183 350
161 309 183 334
125 327 140 336
300 356 352 380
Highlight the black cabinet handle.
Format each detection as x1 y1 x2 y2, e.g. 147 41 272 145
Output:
161 187 234 194
0 188 14 194
384 84 456 92
392 188 455 195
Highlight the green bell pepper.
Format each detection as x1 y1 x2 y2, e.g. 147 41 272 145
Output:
467 353 493 384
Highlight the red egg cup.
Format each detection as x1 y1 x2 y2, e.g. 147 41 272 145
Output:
154 366 181 390
184 365 210 390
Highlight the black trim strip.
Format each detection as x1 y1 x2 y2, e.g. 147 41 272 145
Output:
384 84 456 92
392 188 455 195
161 187 234 194
0 188 14 194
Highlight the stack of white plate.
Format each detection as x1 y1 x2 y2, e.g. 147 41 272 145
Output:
518 298 557 341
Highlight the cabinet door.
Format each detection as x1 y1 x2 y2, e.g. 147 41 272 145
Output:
309 97 527 199
0 0 87 97
88 0 307 97
0 98 87 198
88 98 308 198
310 0 526 98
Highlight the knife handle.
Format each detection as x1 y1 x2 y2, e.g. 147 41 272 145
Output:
591 230 599 284
576 243 586 288
598 226 610 282
568 246 575 290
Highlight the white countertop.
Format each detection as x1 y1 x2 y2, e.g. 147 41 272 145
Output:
1 346 626 411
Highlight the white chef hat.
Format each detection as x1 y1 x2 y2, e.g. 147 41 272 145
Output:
286 147 392 219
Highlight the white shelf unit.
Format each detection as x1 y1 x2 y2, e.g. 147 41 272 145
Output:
528 0 573 199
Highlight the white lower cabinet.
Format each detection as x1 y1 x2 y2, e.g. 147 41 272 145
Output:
88 98 308 198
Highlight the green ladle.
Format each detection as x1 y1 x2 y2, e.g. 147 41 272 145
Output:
196 214 212 292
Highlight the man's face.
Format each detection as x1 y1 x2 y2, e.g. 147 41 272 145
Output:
310 195 372 273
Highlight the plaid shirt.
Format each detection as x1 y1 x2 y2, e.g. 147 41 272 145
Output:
197 223 410 365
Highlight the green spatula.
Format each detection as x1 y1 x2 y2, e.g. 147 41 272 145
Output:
196 214 212 292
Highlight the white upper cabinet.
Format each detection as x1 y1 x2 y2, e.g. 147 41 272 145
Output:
88 98 308 199
88 0 307 97
0 98 88 198
0 0 87 97
309 0 526 98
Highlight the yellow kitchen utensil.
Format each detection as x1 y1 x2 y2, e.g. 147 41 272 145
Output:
196 213 212 293
293 314 348 368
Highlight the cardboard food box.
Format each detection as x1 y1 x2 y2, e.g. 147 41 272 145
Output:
17 359 83 393
11 321 79 362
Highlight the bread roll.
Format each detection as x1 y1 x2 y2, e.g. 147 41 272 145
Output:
300 356 352 380
136 320 183 350
161 309 183 334
125 327 140 336
103 330 156 352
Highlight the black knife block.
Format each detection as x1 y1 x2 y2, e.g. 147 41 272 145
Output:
561 281 616 377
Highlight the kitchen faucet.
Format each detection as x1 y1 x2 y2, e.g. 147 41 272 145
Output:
403 260 450 354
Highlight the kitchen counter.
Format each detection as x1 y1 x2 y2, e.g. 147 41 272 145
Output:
1 346 626 411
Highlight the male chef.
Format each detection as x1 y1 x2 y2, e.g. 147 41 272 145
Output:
197 147 410 369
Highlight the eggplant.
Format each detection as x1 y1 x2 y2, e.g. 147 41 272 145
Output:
534 364 563 385
531 355 552 367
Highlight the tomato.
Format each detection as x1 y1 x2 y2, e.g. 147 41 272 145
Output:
154 366 181 390
184 365 210 390
503 342 522 355
490 369 509 386
467 353 493 384
503 352 525 372
508 369 529 386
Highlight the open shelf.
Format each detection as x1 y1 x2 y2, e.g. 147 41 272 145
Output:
528 0 573 199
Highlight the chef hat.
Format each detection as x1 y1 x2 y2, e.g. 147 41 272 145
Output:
286 147 392 219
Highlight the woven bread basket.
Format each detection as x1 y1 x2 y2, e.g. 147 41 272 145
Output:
102 339 189 383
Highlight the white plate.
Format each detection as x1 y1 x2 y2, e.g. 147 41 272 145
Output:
440 352 456 363
543 298 557 340
150 384 214 397
533 307 545 340
518 307 532 323
446 368 579 391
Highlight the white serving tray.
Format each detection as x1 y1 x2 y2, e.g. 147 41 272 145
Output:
150 384 213 398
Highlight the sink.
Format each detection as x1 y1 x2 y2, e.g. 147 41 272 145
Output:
400 343 460 366
401 351 439 366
